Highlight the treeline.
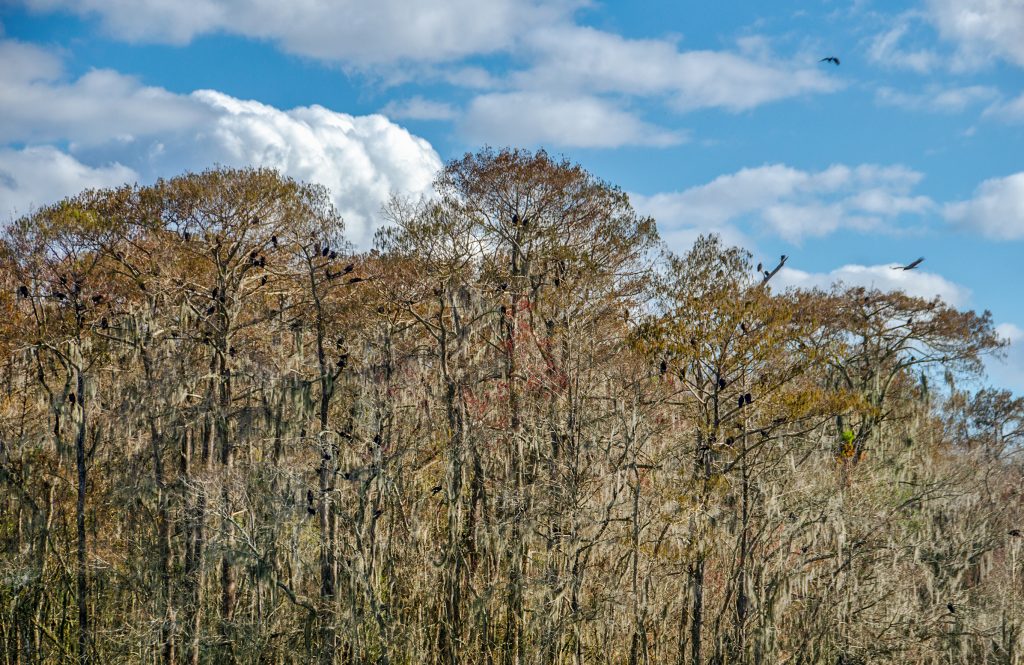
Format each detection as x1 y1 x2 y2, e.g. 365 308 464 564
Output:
1 149 1022 665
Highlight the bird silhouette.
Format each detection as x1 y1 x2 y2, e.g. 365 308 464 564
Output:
431 485 443 495
342 263 355 274
100 317 108 330
271 235 278 247
744 393 753 405
947 603 956 614
660 359 668 375
17 285 28 298
894 257 924 271
737 395 745 408
1010 529 1022 537
307 490 316 516
347 276 364 284
820 56 840 65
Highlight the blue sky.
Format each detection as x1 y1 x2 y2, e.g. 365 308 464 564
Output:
1 0 1022 390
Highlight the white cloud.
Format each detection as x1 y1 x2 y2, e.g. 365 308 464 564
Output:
775 263 972 307
515 26 840 111
379 96 458 121
926 0 1024 68
631 163 933 245
990 323 1024 393
867 22 941 73
0 146 138 219
20 0 577 66
460 92 685 149
0 40 211 145
875 84 997 112
984 92 1024 121
944 172 1024 239
0 40 443 246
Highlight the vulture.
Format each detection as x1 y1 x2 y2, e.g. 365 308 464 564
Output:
306 490 316 516
819 56 840 65
347 276 364 284
17 285 29 298
342 263 355 274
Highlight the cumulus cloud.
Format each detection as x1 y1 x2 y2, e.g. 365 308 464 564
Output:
0 146 138 219
19 0 577 65
926 0 1024 68
0 40 442 246
774 263 972 307
944 172 1024 240
515 26 840 111
875 84 997 112
461 92 685 149
631 163 934 245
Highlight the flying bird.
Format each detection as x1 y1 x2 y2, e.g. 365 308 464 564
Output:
894 257 925 271
820 56 840 65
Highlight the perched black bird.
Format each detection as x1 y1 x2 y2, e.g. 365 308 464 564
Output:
740 322 748 333
431 485 443 495
307 490 316 516
725 436 734 446
68 392 77 405
322 246 330 257
329 251 337 260
342 263 355 274
511 213 520 225
738 395 745 409
183 231 191 242
17 285 29 298
660 359 668 375
337 354 349 369
719 378 727 390
947 603 956 614
820 56 840 65
250 250 259 262
91 294 104 304
100 317 108 330
228 346 237 358
347 276 364 284
1010 529 1022 537
894 257 925 271
271 235 278 247
53 291 66 300
744 393 752 405
756 262 763 273
325 269 335 280
260 275 268 286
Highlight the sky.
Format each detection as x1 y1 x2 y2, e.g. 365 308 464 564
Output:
0 0 1022 391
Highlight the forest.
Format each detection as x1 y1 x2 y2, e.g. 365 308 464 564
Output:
1 148 1022 664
